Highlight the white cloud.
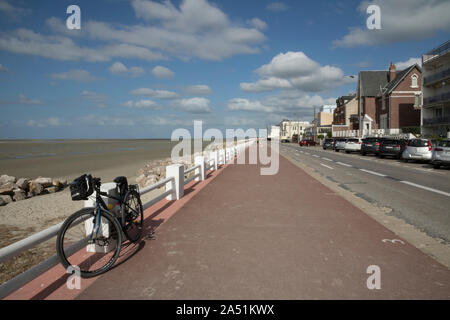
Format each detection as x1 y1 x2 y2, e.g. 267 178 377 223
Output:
241 51 356 93
248 18 268 30
0 0 30 18
1 1 267 62
122 99 162 109
50 69 97 82
395 57 422 70
152 66 175 79
227 98 277 113
333 0 450 47
170 97 212 113
26 117 64 128
0 27 164 62
109 62 145 77
266 2 289 12
184 85 212 96
18 94 42 105
0 63 7 72
240 77 292 92
228 91 336 119
81 90 108 108
130 88 179 99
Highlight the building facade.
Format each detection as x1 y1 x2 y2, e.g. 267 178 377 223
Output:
279 120 311 141
333 95 358 128
357 62 422 136
421 40 450 138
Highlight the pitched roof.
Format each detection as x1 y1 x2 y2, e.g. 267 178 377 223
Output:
359 64 422 97
359 71 388 96
383 64 421 94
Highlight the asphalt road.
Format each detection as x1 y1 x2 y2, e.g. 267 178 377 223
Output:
280 143 450 243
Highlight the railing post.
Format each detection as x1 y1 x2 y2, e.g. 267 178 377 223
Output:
166 164 184 200
218 149 225 165
210 151 218 171
194 156 206 181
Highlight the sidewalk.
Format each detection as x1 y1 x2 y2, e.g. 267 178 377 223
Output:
77 152 450 299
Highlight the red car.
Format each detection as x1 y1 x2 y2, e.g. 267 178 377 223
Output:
299 140 316 147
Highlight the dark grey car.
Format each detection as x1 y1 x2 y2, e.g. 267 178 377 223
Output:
378 139 407 159
323 138 334 150
361 137 385 156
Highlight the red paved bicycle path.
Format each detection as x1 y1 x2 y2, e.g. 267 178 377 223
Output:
76 152 450 300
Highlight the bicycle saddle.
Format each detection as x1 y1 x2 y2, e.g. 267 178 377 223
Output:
114 176 128 186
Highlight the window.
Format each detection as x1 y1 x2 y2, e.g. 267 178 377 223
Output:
414 94 420 108
411 74 418 88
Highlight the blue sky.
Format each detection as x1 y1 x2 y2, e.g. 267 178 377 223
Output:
0 0 449 139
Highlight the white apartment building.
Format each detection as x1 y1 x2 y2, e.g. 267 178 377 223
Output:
422 40 450 138
279 120 312 141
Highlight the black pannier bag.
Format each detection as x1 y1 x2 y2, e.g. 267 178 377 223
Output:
70 174 93 201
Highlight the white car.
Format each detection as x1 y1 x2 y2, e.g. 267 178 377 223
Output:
402 139 432 162
431 139 450 169
344 138 362 153
334 139 347 152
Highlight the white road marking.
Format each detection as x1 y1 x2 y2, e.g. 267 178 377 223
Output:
337 162 352 167
382 239 405 245
322 157 333 162
305 152 310 155
400 181 450 197
321 164 334 169
359 169 387 177
312 155 320 158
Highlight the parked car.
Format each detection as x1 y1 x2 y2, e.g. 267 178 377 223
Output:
378 139 407 159
361 137 385 156
334 139 347 152
402 139 432 162
344 138 363 153
323 138 335 150
299 140 316 147
431 139 450 169
281 139 290 143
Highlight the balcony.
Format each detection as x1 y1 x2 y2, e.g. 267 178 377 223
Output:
423 115 450 126
423 91 450 106
423 40 450 64
423 67 450 86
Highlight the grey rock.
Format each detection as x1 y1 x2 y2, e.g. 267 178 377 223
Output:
0 194 12 205
0 175 16 185
0 182 15 195
33 177 53 188
15 178 30 190
13 189 26 201
46 186 58 194
29 182 44 196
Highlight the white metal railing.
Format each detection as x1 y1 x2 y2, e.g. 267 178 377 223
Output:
0 140 255 299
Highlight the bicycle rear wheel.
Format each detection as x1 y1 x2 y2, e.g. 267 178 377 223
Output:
56 207 122 278
121 189 144 242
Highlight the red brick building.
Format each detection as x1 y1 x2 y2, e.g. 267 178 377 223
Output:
357 63 422 134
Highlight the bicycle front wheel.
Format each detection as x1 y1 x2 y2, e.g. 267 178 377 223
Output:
56 207 122 278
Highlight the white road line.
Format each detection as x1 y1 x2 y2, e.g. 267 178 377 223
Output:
359 169 387 177
312 155 320 158
400 181 450 197
322 157 333 162
337 162 352 167
305 152 310 155
321 164 333 169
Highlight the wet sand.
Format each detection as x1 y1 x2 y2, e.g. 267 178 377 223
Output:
0 139 180 182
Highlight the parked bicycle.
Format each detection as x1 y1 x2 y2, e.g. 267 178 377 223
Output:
56 174 144 278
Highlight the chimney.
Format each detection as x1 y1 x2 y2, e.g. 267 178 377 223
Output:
389 62 396 82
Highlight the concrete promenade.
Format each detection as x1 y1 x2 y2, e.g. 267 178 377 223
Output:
77 151 450 300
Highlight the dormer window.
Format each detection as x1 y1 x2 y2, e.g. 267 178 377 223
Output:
411 74 418 88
